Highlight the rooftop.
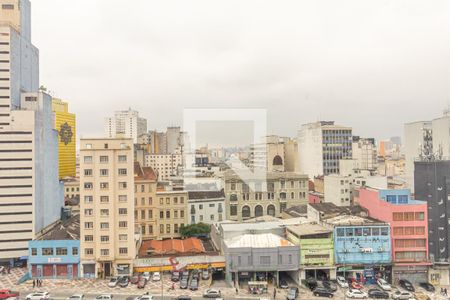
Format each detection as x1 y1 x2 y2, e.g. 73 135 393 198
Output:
134 162 157 181
139 238 205 257
287 223 331 236
324 214 385 226
37 213 80 240
283 204 308 218
309 202 368 218
225 233 295 248
188 190 225 200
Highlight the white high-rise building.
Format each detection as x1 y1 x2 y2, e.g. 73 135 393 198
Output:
352 136 377 171
104 108 147 143
0 0 63 263
298 121 352 179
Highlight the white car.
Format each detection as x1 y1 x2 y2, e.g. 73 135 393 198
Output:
392 291 413 300
134 295 153 300
95 295 113 300
337 276 349 288
377 278 391 291
25 292 49 300
107 277 119 288
152 272 161 281
346 289 368 299
67 294 84 300
203 289 222 298
142 272 151 281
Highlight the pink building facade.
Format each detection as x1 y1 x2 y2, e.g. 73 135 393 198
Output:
356 188 430 283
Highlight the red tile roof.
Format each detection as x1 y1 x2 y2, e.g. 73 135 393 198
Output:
139 238 205 257
134 162 157 181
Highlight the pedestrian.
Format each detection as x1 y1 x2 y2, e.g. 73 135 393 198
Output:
445 288 448 296
274 288 277 299
235 287 238 295
442 288 445 296
32 279 35 288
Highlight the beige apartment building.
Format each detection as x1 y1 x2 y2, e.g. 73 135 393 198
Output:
222 170 309 221
80 138 135 278
155 190 188 239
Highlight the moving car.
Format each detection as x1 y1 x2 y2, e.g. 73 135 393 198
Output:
108 277 120 288
286 287 299 300
391 291 413 300
171 272 180 282
279 279 289 289
306 277 318 290
323 281 337 292
180 278 188 289
189 279 199 291
67 294 84 300
418 282 435 292
137 277 147 289
95 295 113 300
399 279 415 292
0 290 19 300
25 292 49 300
118 276 129 287
312 288 334 298
152 272 161 281
202 270 209 280
142 272 151 281
133 294 154 300
346 289 368 299
336 276 349 288
203 289 221 298
377 278 391 291
368 289 389 299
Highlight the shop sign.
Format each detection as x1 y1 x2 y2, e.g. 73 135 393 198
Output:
48 257 62 263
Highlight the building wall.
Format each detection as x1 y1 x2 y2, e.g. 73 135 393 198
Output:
188 198 225 224
298 123 323 178
154 191 188 239
324 175 352 206
134 178 157 240
145 154 182 180
52 98 76 178
80 138 135 278
28 240 80 278
64 179 79 199
286 230 334 267
352 138 377 171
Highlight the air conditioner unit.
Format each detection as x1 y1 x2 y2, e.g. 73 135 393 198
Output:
361 248 373 253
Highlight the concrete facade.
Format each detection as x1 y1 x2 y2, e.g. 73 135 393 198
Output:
188 191 225 225
104 108 147 143
145 153 182 180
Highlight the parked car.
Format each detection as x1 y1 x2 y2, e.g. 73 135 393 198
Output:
171 272 180 282
279 279 289 289
137 277 147 289
203 289 221 298
189 279 199 291
142 272 151 281
336 276 349 288
346 289 368 299
368 289 389 299
176 296 191 300
286 287 299 300
414 292 431 300
349 280 362 290
0 290 19 300
118 276 129 287
95 295 113 300
130 274 140 284
152 272 161 281
323 281 337 292
306 277 318 290
182 271 189 279
391 291 413 300
312 288 334 298
418 282 434 292
191 270 200 280
133 294 154 300
377 278 391 291
399 279 415 292
67 294 84 300
26 293 50 300
180 278 189 289
202 270 209 280
108 277 120 288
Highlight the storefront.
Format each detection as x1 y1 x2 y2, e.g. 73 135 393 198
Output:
393 265 429 284
337 265 392 284
133 255 226 273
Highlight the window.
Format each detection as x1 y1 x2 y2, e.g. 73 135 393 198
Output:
166 224 171 233
289 254 292 264
100 222 109 229
119 182 127 189
119 247 128 255
393 213 403 221
160 224 164 234
119 208 127 215
405 227 415 235
84 169 92 176
117 168 127 177
84 235 93 242
42 248 54 256
56 247 67 255
415 212 425 221
101 236 109 242
84 209 93 216
119 195 127 202
174 197 178 204
159 198 163 205
160 211 164 219
380 227 389 236
174 224 179 233
166 197 170 204
386 195 396 203
119 221 127 228
404 212 414 221
100 156 109 163
231 183 236 190
100 182 109 189
355 228 362 236
345 228 354 236
393 227 403 236
84 183 93 189
260 256 271 265
180 197 184 203
100 209 109 216
149 209 153 219
230 205 237 216
84 156 92 163
2 4 14 9
31 248 37 256
84 222 93 229
72 247 78 255
85 248 93 255
210 214 214 220
398 195 408 204
149 225 153 234
336 228 345 237
100 169 108 176
372 227 380 236
100 249 109 256
180 210 184 218
100 196 109 203
363 228 370 236
119 234 127 241
148 197 153 205
141 210 145 219
118 155 127 162
415 227 425 235
199 204 203 210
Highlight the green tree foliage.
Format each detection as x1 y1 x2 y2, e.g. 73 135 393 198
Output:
180 222 211 237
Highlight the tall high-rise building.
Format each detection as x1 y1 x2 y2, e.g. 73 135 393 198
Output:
52 98 76 178
352 136 377 171
104 108 147 143
0 0 63 263
298 121 352 178
166 126 181 154
79 138 135 278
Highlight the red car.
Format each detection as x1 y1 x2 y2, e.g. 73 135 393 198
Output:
0 290 19 300
350 281 362 290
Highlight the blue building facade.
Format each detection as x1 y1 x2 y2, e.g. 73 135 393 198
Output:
334 225 392 283
28 240 80 279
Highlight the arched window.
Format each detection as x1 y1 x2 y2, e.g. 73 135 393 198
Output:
273 155 283 166
255 205 263 217
242 206 251 218
267 204 276 217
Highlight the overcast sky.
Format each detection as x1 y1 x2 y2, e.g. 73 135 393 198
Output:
32 0 450 145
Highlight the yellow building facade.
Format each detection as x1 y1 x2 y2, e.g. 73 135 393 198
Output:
52 98 76 178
